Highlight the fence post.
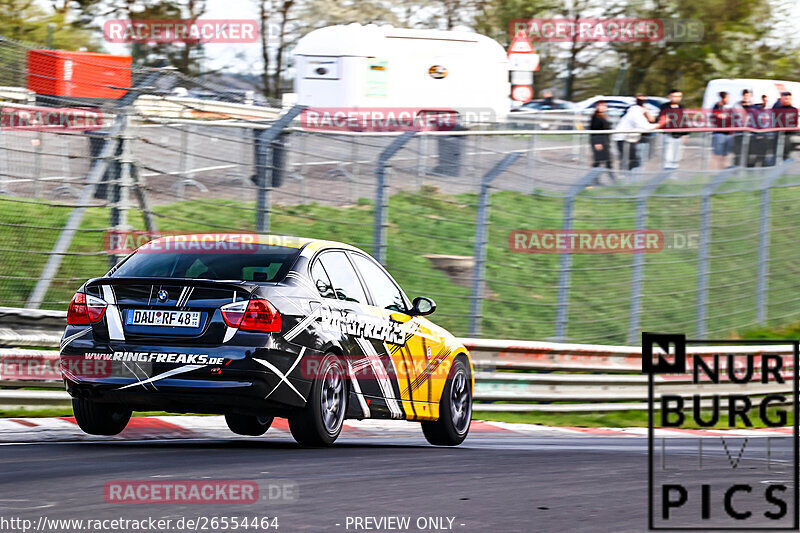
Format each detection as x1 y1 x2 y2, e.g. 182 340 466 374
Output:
33 130 43 198
527 134 536 192
109 114 134 268
756 160 789 324
0 129 8 194
468 152 521 337
373 131 416 265
554 168 603 341
627 170 674 344
695 168 736 338
253 105 306 233
621 141 630 175
415 135 426 187
739 132 750 170
776 133 786 165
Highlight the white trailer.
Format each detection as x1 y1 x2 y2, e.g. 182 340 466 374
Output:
293 23 510 123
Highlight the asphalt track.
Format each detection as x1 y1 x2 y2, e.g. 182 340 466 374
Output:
0 418 792 533
0 434 643 533
0 427 794 533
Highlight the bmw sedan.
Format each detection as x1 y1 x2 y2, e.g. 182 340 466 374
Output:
60 234 473 446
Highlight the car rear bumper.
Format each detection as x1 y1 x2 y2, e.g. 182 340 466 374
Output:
60 335 313 415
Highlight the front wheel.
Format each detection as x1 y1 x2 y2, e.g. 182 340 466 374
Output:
421 357 472 446
289 353 346 447
225 414 274 436
72 398 131 436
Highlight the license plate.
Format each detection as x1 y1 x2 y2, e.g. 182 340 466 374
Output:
126 309 200 328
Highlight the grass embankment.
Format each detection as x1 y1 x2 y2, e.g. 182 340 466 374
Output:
5 182 800 343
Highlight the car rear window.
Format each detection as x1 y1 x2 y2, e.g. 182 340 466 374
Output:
111 245 300 282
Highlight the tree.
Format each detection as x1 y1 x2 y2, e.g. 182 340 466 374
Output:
69 0 207 75
0 0 99 87
256 0 272 97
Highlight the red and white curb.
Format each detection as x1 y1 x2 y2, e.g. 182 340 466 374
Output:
0 417 793 443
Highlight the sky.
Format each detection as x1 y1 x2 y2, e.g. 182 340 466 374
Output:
102 0 266 73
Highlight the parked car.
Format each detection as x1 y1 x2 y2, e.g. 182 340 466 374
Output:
509 99 578 129
512 98 576 111
577 95 667 118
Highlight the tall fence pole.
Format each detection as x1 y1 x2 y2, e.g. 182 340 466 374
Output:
756 160 789 324
109 113 134 268
527 134 535 192
253 105 306 234
468 152 521 337
626 170 674 344
554 168 603 342
373 131 416 265
33 130 43 198
695 168 736 338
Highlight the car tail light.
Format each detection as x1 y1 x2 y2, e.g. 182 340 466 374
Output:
221 299 281 332
67 292 107 325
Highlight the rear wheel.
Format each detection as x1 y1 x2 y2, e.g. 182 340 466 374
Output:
72 398 131 436
225 414 274 436
422 357 472 446
289 353 346 446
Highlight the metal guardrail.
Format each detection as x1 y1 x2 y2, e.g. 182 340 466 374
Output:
0 308 793 411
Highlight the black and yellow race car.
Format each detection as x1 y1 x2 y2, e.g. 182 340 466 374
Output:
60 234 473 446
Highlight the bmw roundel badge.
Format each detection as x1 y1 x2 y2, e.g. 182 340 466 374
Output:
157 289 169 302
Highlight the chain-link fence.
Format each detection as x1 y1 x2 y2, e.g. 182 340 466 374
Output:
2 35 800 344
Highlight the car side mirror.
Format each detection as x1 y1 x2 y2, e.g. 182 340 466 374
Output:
408 296 436 317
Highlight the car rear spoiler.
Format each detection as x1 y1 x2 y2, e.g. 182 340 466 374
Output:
85 277 261 294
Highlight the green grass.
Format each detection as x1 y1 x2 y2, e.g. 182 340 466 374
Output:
3 180 800 343
5 406 787 430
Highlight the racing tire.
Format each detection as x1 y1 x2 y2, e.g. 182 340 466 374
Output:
289 353 346 447
225 414 274 436
72 398 132 436
421 357 472 446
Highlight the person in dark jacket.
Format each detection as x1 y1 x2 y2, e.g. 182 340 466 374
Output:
589 101 614 182
711 91 732 169
770 91 798 162
658 89 687 169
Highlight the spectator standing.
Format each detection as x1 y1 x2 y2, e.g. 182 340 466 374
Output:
658 89 687 169
757 94 769 109
710 92 732 169
734 89 757 166
540 90 554 109
612 94 658 171
771 91 798 162
589 101 614 181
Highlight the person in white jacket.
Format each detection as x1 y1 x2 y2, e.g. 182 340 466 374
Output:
612 95 659 170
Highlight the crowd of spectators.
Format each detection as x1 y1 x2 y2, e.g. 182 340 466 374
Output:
586 88 798 179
